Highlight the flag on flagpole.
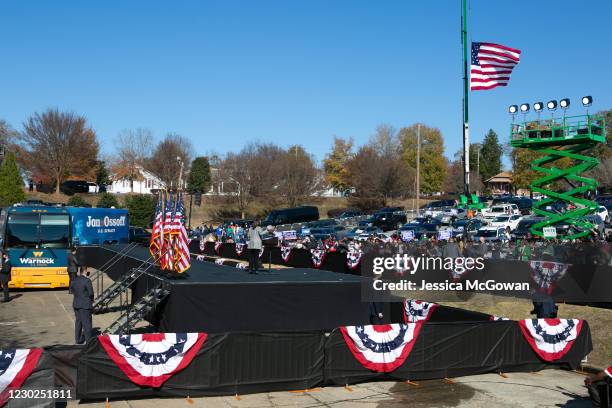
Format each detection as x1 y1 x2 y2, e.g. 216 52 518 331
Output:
470 42 521 91
172 192 191 273
160 192 174 270
149 192 164 260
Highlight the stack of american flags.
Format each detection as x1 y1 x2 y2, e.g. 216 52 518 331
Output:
149 191 191 273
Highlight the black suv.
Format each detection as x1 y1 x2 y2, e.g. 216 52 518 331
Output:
371 209 407 231
60 180 90 195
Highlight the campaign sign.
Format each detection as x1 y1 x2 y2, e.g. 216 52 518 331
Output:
401 230 414 242
282 230 297 240
437 230 451 240
543 226 557 238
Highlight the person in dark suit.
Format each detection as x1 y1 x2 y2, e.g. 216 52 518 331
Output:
0 252 11 303
67 247 80 294
71 268 94 344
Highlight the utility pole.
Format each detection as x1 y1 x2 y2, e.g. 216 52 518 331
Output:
416 124 421 213
461 0 470 195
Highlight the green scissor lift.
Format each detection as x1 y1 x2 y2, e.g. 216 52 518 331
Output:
459 194 485 211
510 114 606 239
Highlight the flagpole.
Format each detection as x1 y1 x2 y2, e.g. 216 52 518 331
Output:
461 0 470 195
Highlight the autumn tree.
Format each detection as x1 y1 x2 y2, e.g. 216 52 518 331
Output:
147 133 193 189
112 128 153 192
399 124 447 194
278 145 321 207
21 109 99 194
444 148 484 194
323 137 353 193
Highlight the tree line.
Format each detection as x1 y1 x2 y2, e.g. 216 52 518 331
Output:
0 107 610 213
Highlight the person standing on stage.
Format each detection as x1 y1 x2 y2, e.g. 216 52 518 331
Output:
67 247 80 294
71 267 94 344
0 252 12 303
247 221 263 274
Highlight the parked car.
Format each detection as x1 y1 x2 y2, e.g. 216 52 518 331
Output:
595 206 609 224
261 206 319 226
357 217 376 228
346 226 383 240
60 180 90 195
87 182 99 193
336 210 366 219
129 226 150 244
489 214 523 231
307 227 337 241
371 210 407 231
511 217 545 240
446 218 484 239
436 207 468 224
509 197 533 215
481 204 520 220
473 227 509 242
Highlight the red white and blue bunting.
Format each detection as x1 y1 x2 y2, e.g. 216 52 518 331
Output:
489 315 510 321
403 299 438 324
235 243 246 256
311 249 326 268
281 245 292 263
199 239 206 253
0 348 42 406
518 319 582 362
346 250 363 270
528 261 570 295
99 333 206 387
214 242 223 256
340 324 422 372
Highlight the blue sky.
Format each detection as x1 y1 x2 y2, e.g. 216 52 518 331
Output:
1 1 610 167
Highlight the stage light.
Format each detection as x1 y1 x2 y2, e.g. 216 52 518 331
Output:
582 96 592 107
547 100 557 111
560 98 570 109
520 103 530 113
533 102 543 112
509 105 518 114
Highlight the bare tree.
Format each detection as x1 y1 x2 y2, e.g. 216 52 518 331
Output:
146 133 193 189
21 109 99 194
112 128 153 192
278 145 321 207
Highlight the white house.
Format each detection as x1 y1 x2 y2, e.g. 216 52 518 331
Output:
107 167 165 194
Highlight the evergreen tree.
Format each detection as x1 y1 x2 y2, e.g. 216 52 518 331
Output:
124 194 156 228
97 192 120 208
187 156 211 194
479 129 503 181
0 152 25 205
95 160 111 187
67 195 87 207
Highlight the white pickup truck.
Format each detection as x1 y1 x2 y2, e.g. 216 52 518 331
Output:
481 204 520 221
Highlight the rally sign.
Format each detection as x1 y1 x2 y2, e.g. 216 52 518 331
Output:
400 230 414 242
0 348 43 406
340 324 422 372
403 299 438 323
518 319 582 362
99 333 206 387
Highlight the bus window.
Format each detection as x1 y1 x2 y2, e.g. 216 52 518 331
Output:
40 214 70 248
6 213 39 248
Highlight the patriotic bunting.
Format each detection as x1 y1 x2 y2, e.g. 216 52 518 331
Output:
489 315 510 321
340 324 422 372
346 250 363 270
403 299 438 324
281 245 292 263
235 243 246 256
214 242 222 256
311 249 326 268
528 261 569 295
0 348 43 406
99 333 206 387
518 319 582 362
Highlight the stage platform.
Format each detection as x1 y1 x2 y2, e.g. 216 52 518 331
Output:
80 245 373 333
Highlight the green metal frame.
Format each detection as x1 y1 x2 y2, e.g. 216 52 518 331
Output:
510 114 606 239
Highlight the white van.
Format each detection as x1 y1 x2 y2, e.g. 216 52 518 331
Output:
481 204 520 221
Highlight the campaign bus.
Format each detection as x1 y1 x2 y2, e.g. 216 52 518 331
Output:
1 205 129 289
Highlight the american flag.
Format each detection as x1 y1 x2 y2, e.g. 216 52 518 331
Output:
149 192 164 260
172 192 191 273
470 42 521 91
160 192 174 270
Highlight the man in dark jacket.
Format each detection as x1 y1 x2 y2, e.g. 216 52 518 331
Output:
0 252 11 302
71 268 94 344
67 247 80 294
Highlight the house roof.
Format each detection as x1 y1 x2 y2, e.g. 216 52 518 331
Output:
485 171 513 184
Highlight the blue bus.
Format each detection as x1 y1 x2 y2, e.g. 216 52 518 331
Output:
2 205 128 289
